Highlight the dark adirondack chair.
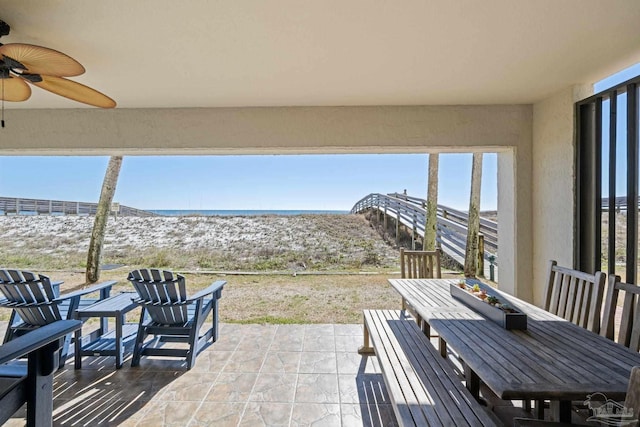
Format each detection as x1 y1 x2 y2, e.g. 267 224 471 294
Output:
0 269 114 366
127 269 225 370
0 320 82 427
601 275 640 352
543 260 606 334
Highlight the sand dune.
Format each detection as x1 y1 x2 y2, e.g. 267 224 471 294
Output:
0 214 398 271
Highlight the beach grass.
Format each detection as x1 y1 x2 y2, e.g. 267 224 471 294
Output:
14 269 464 324
0 214 464 324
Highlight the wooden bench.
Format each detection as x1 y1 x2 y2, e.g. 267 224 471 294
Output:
359 309 498 427
0 320 82 427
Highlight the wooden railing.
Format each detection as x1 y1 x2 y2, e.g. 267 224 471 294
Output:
601 196 640 212
351 192 498 278
0 197 158 217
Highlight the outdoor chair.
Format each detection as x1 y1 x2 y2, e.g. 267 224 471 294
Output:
0 269 114 367
543 260 606 334
601 275 640 352
531 261 607 417
399 248 441 334
514 366 640 427
400 248 442 280
127 269 225 370
0 320 82 427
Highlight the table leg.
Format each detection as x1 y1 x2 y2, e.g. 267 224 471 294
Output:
464 365 480 400
73 312 82 369
438 337 447 358
100 316 108 337
415 313 423 329
549 400 571 422
74 320 82 369
115 313 123 369
421 321 431 337
534 400 545 419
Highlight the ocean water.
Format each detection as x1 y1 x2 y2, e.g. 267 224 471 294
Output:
149 209 350 216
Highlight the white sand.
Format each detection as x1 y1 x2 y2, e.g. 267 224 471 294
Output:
0 214 398 269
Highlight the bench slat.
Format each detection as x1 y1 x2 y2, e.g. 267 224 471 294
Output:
369 310 433 425
379 309 473 425
363 309 498 427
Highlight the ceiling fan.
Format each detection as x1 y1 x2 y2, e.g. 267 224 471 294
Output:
0 19 116 127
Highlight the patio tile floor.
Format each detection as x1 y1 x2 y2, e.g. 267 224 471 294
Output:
5 323 399 427
5 321 572 426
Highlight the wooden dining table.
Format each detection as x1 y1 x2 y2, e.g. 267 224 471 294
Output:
388 278 640 422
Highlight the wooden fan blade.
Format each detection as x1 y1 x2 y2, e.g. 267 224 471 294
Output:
30 75 116 108
0 77 31 101
0 43 85 77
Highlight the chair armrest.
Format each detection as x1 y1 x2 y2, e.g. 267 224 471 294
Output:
0 320 82 365
55 280 117 302
51 280 63 297
186 280 226 303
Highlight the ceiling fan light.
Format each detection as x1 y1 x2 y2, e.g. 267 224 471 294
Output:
20 73 43 83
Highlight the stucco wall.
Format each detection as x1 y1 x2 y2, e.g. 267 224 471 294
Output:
1 105 530 155
497 145 534 301
531 85 593 305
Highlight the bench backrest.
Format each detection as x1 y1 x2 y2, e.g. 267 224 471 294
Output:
543 260 606 334
0 269 61 326
400 248 441 279
601 275 640 352
127 269 189 325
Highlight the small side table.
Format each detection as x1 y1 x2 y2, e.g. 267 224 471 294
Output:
74 292 138 369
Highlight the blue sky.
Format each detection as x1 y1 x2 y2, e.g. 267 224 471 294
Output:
0 153 497 211
595 62 640 197
1 63 638 212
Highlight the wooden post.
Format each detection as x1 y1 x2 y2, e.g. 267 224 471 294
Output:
464 153 483 277
425 153 439 250
477 234 485 277
86 156 123 283
395 217 400 245
384 208 388 229
412 214 417 249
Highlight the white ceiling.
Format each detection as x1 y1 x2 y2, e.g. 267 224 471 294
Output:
1 0 640 109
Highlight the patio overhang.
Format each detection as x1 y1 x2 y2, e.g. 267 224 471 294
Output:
0 1 638 110
0 105 530 155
